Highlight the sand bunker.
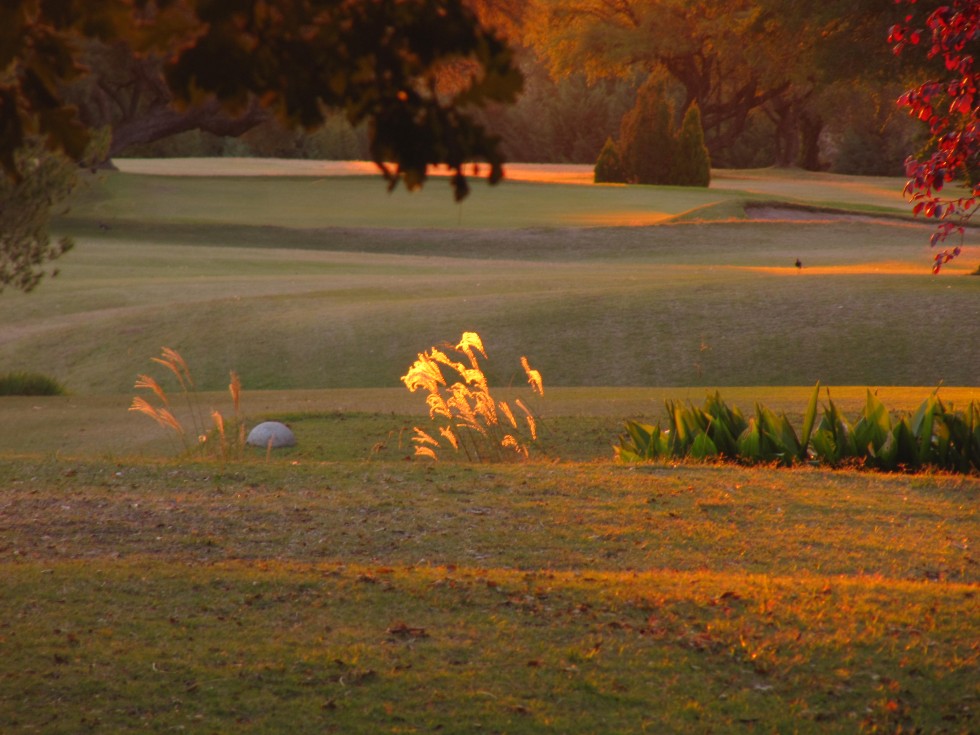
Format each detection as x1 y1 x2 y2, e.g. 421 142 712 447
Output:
743 205 900 225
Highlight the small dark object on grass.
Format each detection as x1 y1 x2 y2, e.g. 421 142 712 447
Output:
0 372 67 396
795 258 803 269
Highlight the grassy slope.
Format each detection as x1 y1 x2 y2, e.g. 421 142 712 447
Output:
0 165 976 396
1 164 978 733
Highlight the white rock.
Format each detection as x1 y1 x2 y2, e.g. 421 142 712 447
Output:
246 421 296 448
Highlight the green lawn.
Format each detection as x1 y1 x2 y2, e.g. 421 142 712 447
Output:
0 457 976 733
0 162 977 733
1 163 976 394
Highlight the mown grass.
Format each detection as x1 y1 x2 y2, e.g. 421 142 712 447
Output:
0 162 973 394
0 457 977 733
0 163 977 732
2 223 977 393
2 386 978 459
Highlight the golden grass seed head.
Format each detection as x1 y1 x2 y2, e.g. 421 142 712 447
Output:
229 371 241 414
522 356 544 396
134 374 169 406
412 427 440 448
498 400 518 428
438 425 460 450
414 445 438 460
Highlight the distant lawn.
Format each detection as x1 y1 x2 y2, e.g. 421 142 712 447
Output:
0 163 972 394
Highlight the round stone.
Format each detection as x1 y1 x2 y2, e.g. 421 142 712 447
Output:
246 421 296 448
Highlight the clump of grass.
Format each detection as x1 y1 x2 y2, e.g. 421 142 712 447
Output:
129 347 245 459
0 371 66 396
401 331 543 461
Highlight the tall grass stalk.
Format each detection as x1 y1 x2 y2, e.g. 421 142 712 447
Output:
401 332 543 461
130 347 245 459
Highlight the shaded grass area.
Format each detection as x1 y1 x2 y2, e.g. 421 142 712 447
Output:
62 173 736 230
1 457 977 733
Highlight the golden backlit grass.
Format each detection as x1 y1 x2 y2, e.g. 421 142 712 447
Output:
0 456 976 733
401 331 544 461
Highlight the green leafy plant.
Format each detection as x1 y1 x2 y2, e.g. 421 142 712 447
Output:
0 371 66 396
617 383 979 474
130 347 245 459
401 331 543 461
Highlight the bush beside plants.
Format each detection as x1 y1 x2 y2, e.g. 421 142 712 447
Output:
0 371 67 396
616 383 979 474
401 332 543 462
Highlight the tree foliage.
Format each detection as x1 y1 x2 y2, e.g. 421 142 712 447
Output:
162 1 522 200
619 78 676 185
526 0 901 169
0 0 523 292
601 78 710 187
890 0 979 272
0 141 77 292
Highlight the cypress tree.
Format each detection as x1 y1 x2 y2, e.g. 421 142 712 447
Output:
594 137 627 183
618 79 675 185
674 102 711 187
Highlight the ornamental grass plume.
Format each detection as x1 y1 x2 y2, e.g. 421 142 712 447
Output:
401 331 543 462
130 347 245 459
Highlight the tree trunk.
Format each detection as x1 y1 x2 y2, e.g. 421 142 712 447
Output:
799 113 824 171
107 98 269 158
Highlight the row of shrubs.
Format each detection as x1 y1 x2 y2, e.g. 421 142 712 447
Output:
616 384 980 474
595 78 711 187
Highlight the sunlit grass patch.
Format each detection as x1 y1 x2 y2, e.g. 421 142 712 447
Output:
1 449 975 731
1 558 976 734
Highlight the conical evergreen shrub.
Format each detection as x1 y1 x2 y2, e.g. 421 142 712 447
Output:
618 79 676 185
673 102 711 187
594 137 627 183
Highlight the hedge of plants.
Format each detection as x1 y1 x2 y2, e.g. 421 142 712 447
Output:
616 384 979 474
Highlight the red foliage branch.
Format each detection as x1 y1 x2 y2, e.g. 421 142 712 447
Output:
889 0 979 272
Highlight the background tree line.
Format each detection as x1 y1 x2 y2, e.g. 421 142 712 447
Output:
105 0 927 177
2 0 973 290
